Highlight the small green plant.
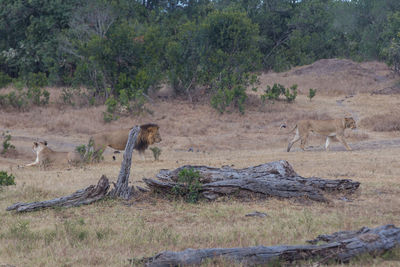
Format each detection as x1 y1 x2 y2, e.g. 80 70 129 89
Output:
308 88 317 101
172 168 202 203
261 83 297 103
150 147 162 161
1 131 15 154
284 84 297 102
0 171 16 186
75 138 104 163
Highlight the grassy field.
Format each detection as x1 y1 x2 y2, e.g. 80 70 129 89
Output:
1 59 400 266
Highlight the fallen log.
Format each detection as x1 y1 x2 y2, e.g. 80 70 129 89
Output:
143 160 360 202
143 224 400 266
6 175 110 212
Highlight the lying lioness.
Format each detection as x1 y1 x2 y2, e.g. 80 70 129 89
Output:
284 117 356 152
90 123 162 158
24 141 82 168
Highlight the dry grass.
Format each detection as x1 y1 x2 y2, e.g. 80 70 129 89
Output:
1 59 400 266
361 113 400 132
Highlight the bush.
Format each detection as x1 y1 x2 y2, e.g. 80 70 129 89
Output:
261 83 298 103
0 75 50 110
172 168 202 203
284 84 297 102
103 96 119 123
0 72 12 89
1 131 15 154
0 171 16 186
308 88 317 101
75 138 104 163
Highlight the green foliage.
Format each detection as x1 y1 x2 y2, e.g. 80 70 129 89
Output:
0 72 12 88
308 88 317 101
262 83 285 102
75 138 103 163
25 72 48 88
284 84 297 102
0 171 16 186
150 147 162 161
103 96 119 123
172 168 202 203
1 0 400 110
261 83 297 103
1 131 15 154
0 73 49 110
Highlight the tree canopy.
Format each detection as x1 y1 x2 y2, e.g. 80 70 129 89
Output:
1 0 399 112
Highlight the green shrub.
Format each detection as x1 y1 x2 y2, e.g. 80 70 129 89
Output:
0 72 12 88
172 168 202 203
27 87 50 106
1 131 15 154
75 138 104 163
261 83 285 102
261 83 298 103
25 72 48 88
308 88 317 101
284 84 297 102
0 171 16 186
150 147 162 161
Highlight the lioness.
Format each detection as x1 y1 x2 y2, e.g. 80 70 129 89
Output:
284 117 356 152
24 141 82 168
90 123 162 158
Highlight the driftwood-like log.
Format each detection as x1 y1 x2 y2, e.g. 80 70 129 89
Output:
143 160 360 202
143 224 400 266
7 175 110 212
108 126 140 199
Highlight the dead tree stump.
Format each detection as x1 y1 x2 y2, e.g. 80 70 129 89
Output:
143 160 360 202
143 224 400 266
108 126 140 199
6 175 110 212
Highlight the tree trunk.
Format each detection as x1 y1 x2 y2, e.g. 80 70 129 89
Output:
142 224 400 266
6 175 110 212
107 125 140 199
143 160 360 202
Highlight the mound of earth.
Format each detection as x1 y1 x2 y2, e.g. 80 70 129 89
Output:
258 58 397 95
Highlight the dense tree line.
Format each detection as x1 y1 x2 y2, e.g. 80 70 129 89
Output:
0 0 400 112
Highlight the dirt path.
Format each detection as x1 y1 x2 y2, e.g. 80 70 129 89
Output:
301 138 400 152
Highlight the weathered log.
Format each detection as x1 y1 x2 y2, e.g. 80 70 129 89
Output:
108 126 140 199
143 224 400 266
143 160 360 202
7 175 110 212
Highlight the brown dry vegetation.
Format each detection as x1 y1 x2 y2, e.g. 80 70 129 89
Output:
1 59 400 266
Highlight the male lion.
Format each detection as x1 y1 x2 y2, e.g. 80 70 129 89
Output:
284 117 356 152
90 123 162 159
24 141 82 168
